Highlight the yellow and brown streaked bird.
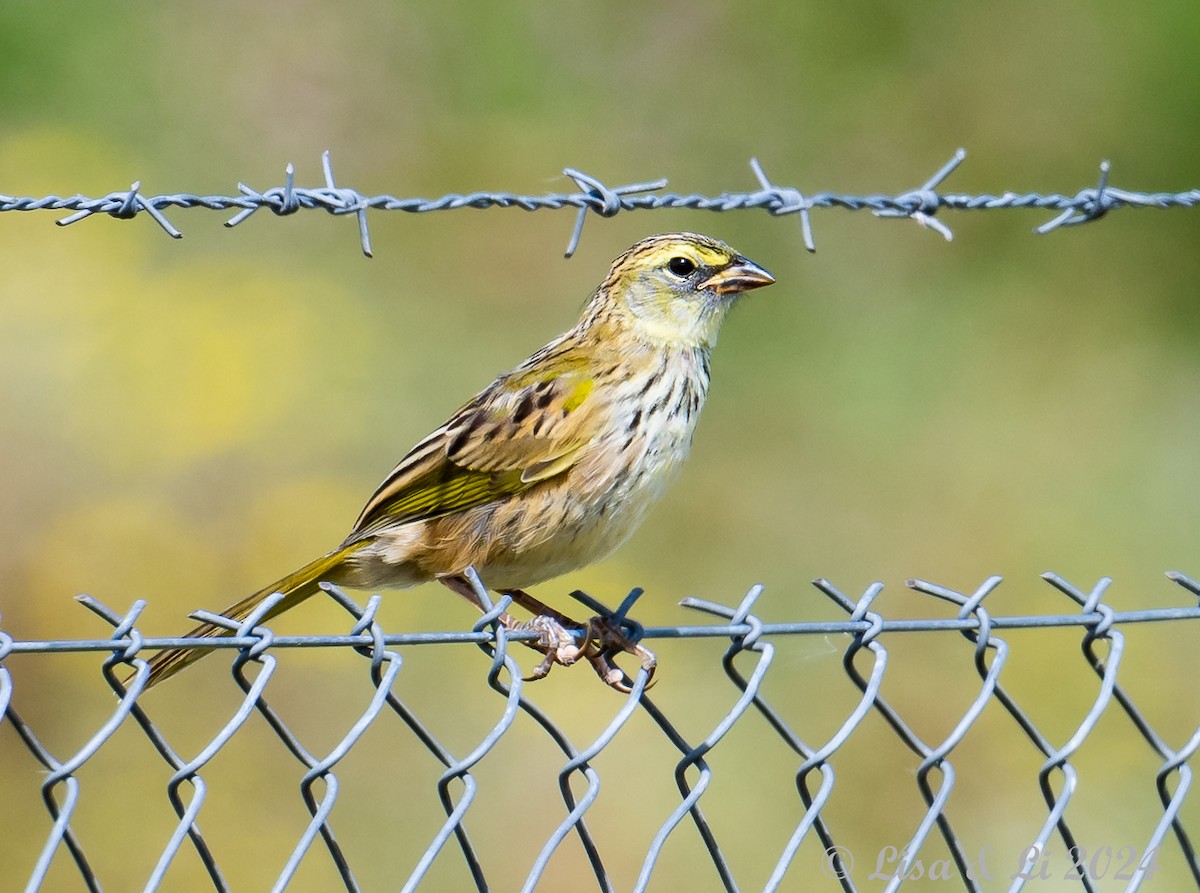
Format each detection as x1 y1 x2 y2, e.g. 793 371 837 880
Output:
142 232 774 689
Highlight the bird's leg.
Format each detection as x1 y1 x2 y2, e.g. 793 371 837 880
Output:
439 576 585 678
503 588 657 692
499 587 580 629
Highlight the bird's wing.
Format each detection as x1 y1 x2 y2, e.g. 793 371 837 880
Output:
347 363 601 541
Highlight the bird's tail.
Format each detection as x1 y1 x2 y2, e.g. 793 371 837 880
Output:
139 542 364 688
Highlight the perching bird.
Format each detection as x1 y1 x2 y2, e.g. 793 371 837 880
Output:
142 233 774 689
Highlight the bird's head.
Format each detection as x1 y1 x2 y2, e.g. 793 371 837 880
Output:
589 233 775 349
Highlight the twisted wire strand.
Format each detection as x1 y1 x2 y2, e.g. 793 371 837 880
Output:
1 150 1194 257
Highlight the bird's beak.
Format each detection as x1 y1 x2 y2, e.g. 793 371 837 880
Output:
698 256 775 295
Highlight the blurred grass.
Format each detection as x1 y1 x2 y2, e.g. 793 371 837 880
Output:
2 1 1199 890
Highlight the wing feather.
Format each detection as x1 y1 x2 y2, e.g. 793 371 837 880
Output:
346 361 601 541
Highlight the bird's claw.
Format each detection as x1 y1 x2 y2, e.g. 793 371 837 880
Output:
581 615 657 692
518 613 656 691
523 614 586 681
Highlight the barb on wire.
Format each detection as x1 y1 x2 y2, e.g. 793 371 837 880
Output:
0 150 1192 257
871 147 966 241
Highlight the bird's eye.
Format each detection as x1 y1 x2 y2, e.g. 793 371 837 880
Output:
667 256 696 277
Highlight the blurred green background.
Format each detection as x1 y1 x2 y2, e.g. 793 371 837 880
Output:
2 2 1199 890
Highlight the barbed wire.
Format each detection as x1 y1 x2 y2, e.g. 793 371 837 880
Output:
4 570 1200 891
2 150 1197 258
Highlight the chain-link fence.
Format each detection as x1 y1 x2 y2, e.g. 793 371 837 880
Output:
4 572 1199 892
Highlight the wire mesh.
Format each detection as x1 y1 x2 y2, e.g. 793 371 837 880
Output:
3 571 1199 892
2 150 1196 256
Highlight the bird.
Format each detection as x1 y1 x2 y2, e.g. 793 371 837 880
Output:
140 232 774 690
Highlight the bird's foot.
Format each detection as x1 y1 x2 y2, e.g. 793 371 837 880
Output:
495 587 655 691
579 615 657 693
521 614 587 680
510 613 655 692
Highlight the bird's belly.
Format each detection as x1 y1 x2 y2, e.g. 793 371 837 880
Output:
470 419 695 590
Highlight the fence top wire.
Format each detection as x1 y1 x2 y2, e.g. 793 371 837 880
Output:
6 570 1200 658
2 150 1196 257
4 571 1200 893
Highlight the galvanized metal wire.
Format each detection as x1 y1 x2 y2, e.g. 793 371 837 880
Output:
1 150 1195 257
4 571 1200 891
